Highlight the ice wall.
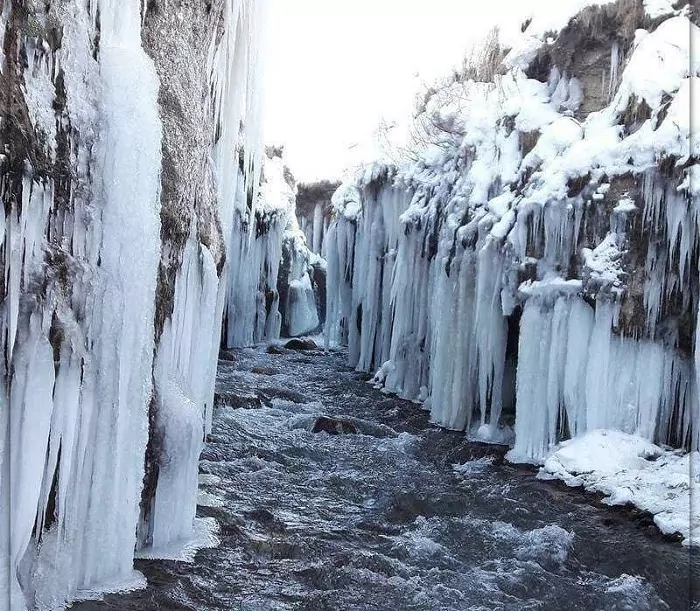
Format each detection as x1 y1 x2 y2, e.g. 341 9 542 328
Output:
325 3 698 461
296 181 340 256
1 0 266 608
223 152 323 346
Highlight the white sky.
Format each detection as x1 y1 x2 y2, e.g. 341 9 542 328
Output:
262 1 533 183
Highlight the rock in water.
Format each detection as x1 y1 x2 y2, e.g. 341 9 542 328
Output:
311 416 358 435
266 344 287 354
284 338 318 351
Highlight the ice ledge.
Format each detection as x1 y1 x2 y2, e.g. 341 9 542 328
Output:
135 517 220 563
511 430 699 546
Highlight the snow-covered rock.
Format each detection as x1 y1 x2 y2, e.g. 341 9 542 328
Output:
325 2 698 472
539 430 699 546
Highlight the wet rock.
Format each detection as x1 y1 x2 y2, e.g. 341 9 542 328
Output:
244 508 287 533
284 338 318 351
258 387 308 404
251 366 277 375
266 344 286 355
311 416 357 435
215 392 262 409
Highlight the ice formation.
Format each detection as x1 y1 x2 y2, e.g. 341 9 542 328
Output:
1 0 267 608
222 150 323 346
296 181 339 256
325 1 699 484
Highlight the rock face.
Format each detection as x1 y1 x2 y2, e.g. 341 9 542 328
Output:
325 1 698 464
0 1 265 608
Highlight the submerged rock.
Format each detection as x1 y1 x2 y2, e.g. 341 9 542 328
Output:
311 416 358 435
284 338 319 351
215 392 263 410
251 366 278 375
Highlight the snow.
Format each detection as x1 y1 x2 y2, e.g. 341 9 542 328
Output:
643 0 677 18
540 430 699 545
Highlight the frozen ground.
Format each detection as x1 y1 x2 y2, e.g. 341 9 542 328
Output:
72 345 698 610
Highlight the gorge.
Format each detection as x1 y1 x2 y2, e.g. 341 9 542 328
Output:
1 0 698 609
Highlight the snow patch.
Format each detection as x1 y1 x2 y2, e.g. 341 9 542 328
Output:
540 430 699 545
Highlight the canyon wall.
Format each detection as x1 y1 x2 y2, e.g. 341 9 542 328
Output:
325 1 698 462
0 1 265 608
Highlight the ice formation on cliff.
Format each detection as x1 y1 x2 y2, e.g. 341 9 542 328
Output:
223 151 322 346
1 0 266 608
325 2 698 482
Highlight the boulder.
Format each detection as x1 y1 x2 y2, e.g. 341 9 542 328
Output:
311 416 357 435
284 338 318 351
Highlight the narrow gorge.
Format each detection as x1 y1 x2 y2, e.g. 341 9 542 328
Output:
1 0 698 610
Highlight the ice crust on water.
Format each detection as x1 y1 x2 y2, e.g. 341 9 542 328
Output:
324 7 699 529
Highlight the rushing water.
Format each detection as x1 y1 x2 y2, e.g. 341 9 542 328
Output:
74 344 698 610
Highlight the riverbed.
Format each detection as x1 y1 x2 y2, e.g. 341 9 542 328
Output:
73 343 699 610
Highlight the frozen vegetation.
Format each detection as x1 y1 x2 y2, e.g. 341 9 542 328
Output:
325 1 699 542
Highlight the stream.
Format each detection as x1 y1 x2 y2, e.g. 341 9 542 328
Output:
72 343 699 610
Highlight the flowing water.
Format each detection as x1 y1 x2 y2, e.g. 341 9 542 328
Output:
73 344 698 610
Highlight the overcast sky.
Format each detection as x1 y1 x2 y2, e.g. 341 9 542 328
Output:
262 1 534 183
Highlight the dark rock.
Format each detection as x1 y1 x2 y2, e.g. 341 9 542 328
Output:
251 366 277 375
284 338 318 351
311 416 358 435
215 392 262 409
266 344 286 354
258 387 308 404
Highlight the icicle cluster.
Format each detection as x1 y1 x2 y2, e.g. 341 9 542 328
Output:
223 152 323 347
325 4 698 461
1 1 266 609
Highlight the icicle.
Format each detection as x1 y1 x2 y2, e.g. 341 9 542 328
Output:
608 40 620 101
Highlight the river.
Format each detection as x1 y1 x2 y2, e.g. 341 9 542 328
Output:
73 343 698 610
